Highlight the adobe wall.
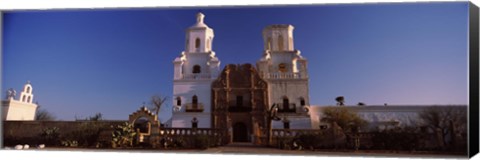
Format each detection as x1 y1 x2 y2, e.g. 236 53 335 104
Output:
2 120 126 145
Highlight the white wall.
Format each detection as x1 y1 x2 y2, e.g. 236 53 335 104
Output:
272 115 311 129
2 100 38 121
308 105 467 131
173 80 213 113
268 80 309 107
171 112 211 128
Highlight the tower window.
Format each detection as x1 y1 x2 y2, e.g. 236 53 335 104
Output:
22 95 26 102
27 96 31 103
192 95 198 104
193 65 201 73
278 35 284 51
300 98 306 106
282 97 289 110
26 87 30 93
176 97 182 106
278 63 287 72
195 38 201 49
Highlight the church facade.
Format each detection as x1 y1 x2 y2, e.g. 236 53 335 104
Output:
169 13 312 140
166 13 468 144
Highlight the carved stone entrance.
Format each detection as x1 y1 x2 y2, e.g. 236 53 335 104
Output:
211 64 269 144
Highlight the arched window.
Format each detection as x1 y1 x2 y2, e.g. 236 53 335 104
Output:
300 97 306 106
278 35 284 51
27 96 31 103
185 39 189 50
266 37 272 50
176 97 182 106
22 95 26 102
195 38 201 49
282 97 289 110
192 65 201 74
278 63 287 72
26 87 30 93
192 95 198 104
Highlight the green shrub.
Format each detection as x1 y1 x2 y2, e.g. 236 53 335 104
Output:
60 122 106 147
39 127 60 146
173 137 186 148
280 132 335 150
111 122 136 148
193 135 210 149
61 140 79 147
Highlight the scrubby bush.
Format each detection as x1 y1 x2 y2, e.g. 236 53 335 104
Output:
39 127 60 146
61 140 79 147
193 135 210 149
371 127 419 151
61 122 106 147
111 122 136 148
293 133 326 150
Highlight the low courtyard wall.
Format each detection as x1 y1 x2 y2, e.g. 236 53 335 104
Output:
2 120 126 147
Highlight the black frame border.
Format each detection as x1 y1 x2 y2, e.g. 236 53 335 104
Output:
469 1 479 158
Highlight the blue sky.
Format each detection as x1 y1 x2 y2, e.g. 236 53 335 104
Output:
2 2 469 121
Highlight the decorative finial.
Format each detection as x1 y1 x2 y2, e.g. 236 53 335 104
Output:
27 80 31 84
196 12 205 24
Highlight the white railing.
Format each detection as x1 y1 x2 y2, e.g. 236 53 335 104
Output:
185 103 204 112
261 73 307 79
181 73 212 80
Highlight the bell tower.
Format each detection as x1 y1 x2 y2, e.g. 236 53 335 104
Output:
19 81 34 104
171 13 221 128
257 25 311 129
185 12 215 54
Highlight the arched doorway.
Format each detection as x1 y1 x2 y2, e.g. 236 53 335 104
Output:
233 122 248 142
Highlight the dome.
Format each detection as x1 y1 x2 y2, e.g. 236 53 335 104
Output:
189 12 210 29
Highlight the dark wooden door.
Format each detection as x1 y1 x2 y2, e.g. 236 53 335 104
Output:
233 122 248 142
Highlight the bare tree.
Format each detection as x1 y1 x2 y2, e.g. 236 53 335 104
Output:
89 112 103 121
418 106 467 148
35 109 56 121
150 95 167 117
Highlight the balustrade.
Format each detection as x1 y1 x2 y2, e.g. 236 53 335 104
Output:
185 103 204 112
261 73 307 79
181 73 212 80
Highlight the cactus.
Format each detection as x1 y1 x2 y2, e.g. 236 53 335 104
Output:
111 122 137 148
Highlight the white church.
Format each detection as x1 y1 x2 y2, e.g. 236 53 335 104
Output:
167 12 467 139
168 12 312 141
169 12 311 137
2 81 38 121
